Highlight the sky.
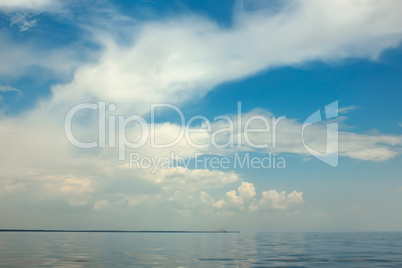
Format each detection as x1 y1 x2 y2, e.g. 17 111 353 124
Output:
0 0 401 232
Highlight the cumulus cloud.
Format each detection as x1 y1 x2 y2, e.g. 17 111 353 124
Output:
151 168 240 210
202 182 303 212
221 182 258 211
259 190 303 211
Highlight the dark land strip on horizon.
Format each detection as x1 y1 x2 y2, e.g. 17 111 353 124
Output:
0 229 239 233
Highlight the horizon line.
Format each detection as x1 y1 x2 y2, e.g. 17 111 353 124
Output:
0 229 240 233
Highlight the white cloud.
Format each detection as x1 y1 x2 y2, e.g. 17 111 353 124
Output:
50 0 402 113
223 182 257 211
9 12 37 32
338 106 358 114
0 105 399 208
259 190 303 211
0 0 58 12
202 182 303 212
200 109 401 161
0 85 21 93
0 85 20 101
338 133 401 161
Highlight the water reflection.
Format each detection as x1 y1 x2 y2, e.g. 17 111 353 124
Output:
0 232 402 267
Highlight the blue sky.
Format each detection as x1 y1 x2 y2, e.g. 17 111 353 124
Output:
0 0 401 232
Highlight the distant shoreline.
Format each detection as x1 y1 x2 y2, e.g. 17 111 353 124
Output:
0 229 239 233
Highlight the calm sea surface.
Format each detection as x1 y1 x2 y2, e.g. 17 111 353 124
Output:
0 232 401 267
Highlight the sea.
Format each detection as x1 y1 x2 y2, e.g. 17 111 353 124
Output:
0 231 401 267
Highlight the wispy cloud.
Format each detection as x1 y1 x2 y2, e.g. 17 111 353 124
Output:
338 106 358 114
0 85 21 93
0 86 21 93
9 12 37 32
0 85 22 100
